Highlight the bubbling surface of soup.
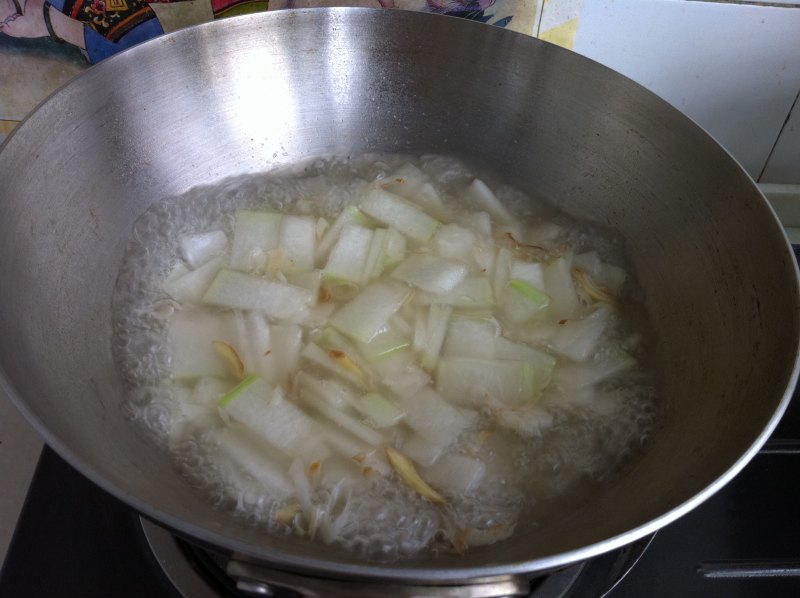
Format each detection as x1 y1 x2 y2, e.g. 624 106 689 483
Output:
112 155 656 561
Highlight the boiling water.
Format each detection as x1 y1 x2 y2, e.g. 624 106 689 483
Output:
111 154 657 560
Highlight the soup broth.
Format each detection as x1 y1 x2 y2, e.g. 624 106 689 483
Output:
112 154 656 560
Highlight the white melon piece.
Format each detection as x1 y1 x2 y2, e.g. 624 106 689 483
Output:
443 317 498 359
317 424 390 476
501 278 551 324
213 428 294 499
415 277 494 308
463 178 513 225
360 188 441 243
495 221 525 245
394 386 477 463
381 163 430 199
315 216 329 244
179 230 228 268
329 281 411 343
471 241 496 274
170 385 213 439
419 304 453 371
354 392 406 429
493 336 551 362
202 269 313 320
369 350 431 397
229 210 282 272
295 372 357 409
363 227 411 285
288 457 314 510
573 252 627 295
492 247 513 300
526 222 564 244
362 228 388 284
304 301 337 328
552 350 636 390
163 256 225 304
237 311 276 384
459 211 492 238
168 308 239 379
542 256 579 320
286 269 323 299
422 454 486 494
382 228 407 267
354 448 391 477
511 260 546 290
434 224 477 262
511 320 561 346
318 421 370 461
219 377 329 462
270 323 302 387
301 342 369 389
412 306 427 353
436 356 555 407
550 305 613 361
355 325 410 362
381 164 450 220
391 254 468 295
165 262 190 285
315 206 374 264
323 224 373 285
412 183 450 221
319 327 375 379
190 377 232 406
279 215 316 273
300 391 384 446
389 311 414 337
401 433 447 467
443 316 552 364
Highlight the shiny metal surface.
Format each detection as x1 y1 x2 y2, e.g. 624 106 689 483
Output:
140 517 221 598
228 560 531 597
0 7 798 587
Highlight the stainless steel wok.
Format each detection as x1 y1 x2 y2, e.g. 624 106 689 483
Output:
1 7 798 593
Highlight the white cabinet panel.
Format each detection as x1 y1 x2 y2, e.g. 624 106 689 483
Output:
761 97 800 184
569 0 800 179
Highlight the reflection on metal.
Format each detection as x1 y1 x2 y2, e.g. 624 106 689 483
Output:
140 517 221 598
761 438 800 454
227 559 532 598
699 559 800 578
